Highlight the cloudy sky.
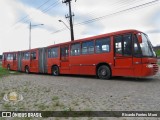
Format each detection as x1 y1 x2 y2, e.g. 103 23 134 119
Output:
0 0 160 54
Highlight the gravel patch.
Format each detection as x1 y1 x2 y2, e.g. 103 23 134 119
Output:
0 67 160 120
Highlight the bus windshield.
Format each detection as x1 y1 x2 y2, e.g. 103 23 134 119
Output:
140 33 156 57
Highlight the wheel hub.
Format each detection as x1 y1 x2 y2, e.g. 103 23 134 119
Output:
101 69 107 76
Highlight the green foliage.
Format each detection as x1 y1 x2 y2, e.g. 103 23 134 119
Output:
155 49 160 56
0 65 10 77
52 96 59 101
0 63 20 77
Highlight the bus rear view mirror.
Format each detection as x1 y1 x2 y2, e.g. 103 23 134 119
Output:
137 33 142 43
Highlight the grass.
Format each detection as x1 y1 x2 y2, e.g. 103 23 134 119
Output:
0 64 10 77
155 49 160 57
0 63 20 77
3 103 12 111
52 96 59 101
37 104 49 110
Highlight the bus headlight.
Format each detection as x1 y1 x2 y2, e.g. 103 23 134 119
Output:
146 64 153 68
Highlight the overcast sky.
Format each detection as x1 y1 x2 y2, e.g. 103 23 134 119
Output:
0 0 160 54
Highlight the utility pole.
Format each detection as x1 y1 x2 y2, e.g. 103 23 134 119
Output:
29 22 31 50
62 0 76 41
29 22 43 49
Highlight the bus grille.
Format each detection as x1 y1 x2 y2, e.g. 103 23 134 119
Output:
152 63 159 74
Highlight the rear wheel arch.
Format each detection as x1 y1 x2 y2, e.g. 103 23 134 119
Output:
51 65 59 76
7 64 10 70
96 63 112 80
25 65 29 74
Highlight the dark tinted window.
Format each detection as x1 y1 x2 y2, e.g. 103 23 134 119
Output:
133 35 141 57
96 37 110 53
31 52 36 60
61 46 69 57
82 41 94 54
13 53 17 60
23 52 30 60
115 36 123 56
71 43 81 56
2 54 5 60
115 34 132 56
123 34 132 56
51 47 58 58
48 47 59 58
48 49 51 58
7 54 13 60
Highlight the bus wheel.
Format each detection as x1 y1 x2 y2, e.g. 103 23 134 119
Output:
25 66 30 74
97 65 111 80
7 65 10 71
52 66 59 76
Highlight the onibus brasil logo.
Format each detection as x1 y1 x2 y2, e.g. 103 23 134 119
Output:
3 91 23 102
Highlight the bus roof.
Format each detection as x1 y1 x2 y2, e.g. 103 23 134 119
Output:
3 48 44 54
47 29 141 48
3 29 142 53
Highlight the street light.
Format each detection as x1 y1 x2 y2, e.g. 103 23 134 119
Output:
58 20 70 30
29 22 44 49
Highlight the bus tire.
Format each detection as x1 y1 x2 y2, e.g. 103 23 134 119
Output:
52 66 59 76
25 66 30 74
7 64 10 71
97 65 111 80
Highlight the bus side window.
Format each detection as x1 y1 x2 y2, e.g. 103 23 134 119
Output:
7 54 9 60
51 47 58 58
24 52 30 60
71 43 81 56
2 54 5 60
13 54 17 60
48 49 51 58
61 46 69 57
95 37 110 53
123 34 132 56
7 54 13 60
115 36 123 56
31 52 36 60
133 34 141 57
82 40 94 54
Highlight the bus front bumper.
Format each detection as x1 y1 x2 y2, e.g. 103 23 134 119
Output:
141 63 159 77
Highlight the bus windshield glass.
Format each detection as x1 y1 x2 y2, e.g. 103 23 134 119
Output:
140 33 156 57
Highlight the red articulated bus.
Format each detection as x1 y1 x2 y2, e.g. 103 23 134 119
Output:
16 48 47 73
2 30 159 79
2 48 48 73
2 51 18 71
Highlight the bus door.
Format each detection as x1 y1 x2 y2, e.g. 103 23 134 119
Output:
60 45 70 73
2 54 6 68
30 51 38 72
18 52 23 71
132 34 142 76
114 34 134 76
38 48 48 73
13 53 18 70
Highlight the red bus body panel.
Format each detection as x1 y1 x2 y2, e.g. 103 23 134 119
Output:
2 52 18 71
2 29 159 78
20 49 39 73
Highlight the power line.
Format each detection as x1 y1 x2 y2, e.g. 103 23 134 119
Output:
75 0 159 26
51 28 66 34
37 0 51 9
42 0 60 13
52 0 159 34
24 0 61 23
6 0 61 37
14 0 52 25
78 0 145 19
